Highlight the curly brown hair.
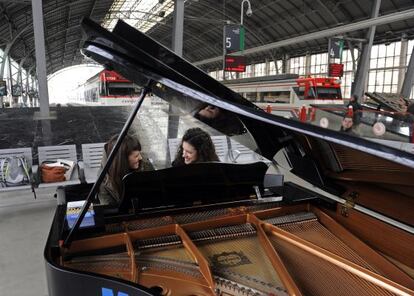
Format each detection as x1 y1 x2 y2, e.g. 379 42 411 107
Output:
172 128 219 166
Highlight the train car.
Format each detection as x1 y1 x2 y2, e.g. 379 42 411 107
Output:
223 74 344 117
77 70 140 106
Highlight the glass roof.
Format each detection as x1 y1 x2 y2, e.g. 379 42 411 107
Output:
102 0 175 32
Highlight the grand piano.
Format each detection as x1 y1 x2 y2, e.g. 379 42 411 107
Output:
44 18 414 296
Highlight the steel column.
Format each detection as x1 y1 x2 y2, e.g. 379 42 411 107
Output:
32 0 50 117
0 43 12 80
274 58 280 74
19 56 27 107
24 69 29 106
168 0 185 146
7 55 12 106
282 54 290 74
346 40 358 75
0 49 5 107
401 45 414 98
30 69 35 107
265 59 270 76
18 60 26 107
17 62 23 106
352 0 381 100
172 0 184 57
305 52 311 76
398 36 408 94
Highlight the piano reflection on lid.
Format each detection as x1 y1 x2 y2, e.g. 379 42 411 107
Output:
44 17 414 296
195 104 246 136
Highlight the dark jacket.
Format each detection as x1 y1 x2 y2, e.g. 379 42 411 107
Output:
339 127 358 137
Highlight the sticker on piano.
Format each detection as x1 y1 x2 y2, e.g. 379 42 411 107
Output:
372 122 386 136
210 251 251 268
66 201 95 229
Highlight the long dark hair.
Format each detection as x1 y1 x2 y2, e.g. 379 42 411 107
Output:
106 134 141 195
172 128 219 166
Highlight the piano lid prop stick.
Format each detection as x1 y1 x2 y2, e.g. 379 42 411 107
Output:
63 80 153 247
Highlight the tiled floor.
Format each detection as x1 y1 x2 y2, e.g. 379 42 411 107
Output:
0 188 57 296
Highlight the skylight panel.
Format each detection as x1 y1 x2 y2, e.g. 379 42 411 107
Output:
102 0 173 33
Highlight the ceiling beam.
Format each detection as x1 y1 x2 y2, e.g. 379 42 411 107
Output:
0 0 30 2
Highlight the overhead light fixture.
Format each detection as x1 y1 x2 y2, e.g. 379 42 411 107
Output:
246 6 252 17
240 0 252 25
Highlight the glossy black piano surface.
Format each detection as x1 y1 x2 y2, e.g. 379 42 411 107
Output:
44 18 414 296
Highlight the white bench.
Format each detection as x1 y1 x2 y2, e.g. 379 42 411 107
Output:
36 144 81 188
168 135 228 162
78 143 105 183
0 147 33 191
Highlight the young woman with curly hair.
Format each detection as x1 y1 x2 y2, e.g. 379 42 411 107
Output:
172 128 219 166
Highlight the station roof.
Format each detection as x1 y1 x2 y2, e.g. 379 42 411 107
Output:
0 0 113 76
149 0 414 69
1 0 414 76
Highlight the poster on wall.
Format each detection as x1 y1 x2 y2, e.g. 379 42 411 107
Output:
0 80 7 96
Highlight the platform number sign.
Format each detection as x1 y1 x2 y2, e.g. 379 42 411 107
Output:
224 25 245 54
329 38 344 59
224 25 246 72
0 80 6 96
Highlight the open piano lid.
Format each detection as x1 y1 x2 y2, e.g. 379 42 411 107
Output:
80 18 414 228
43 18 414 296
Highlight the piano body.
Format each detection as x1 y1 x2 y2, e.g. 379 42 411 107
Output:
44 18 414 296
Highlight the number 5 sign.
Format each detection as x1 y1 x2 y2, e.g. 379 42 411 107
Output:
224 25 245 54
